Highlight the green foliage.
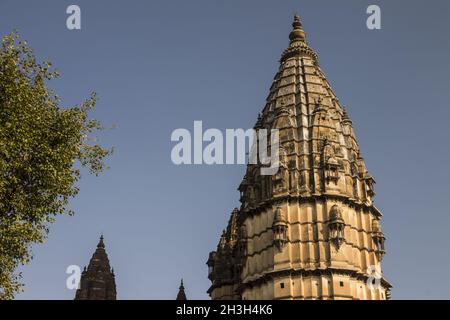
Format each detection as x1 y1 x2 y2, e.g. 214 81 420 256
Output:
0 32 112 299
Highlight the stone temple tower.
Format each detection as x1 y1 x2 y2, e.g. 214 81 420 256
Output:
75 236 117 300
176 279 187 300
207 14 391 300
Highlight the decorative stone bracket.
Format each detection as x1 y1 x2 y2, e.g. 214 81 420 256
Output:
272 207 288 250
372 219 386 260
328 205 345 249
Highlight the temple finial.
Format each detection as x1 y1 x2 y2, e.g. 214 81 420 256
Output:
289 13 306 43
176 278 187 300
97 234 105 248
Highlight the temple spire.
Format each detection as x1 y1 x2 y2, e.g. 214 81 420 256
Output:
74 235 117 300
207 12 391 300
176 278 187 300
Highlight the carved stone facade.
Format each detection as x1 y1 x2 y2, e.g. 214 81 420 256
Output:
207 15 391 300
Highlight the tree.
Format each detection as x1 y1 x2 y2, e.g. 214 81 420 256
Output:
0 32 112 299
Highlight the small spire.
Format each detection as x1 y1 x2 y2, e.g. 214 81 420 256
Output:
75 235 117 300
289 14 306 43
218 230 227 250
342 107 353 124
97 235 105 248
254 113 263 129
176 278 187 300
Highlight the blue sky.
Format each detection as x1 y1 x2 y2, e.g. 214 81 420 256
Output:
1 0 450 299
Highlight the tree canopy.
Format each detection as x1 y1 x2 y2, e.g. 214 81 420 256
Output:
0 32 112 299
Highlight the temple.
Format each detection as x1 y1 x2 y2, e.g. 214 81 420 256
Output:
74 236 117 300
206 14 391 300
176 279 187 300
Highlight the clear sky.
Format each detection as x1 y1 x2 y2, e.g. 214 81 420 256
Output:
1 0 450 300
